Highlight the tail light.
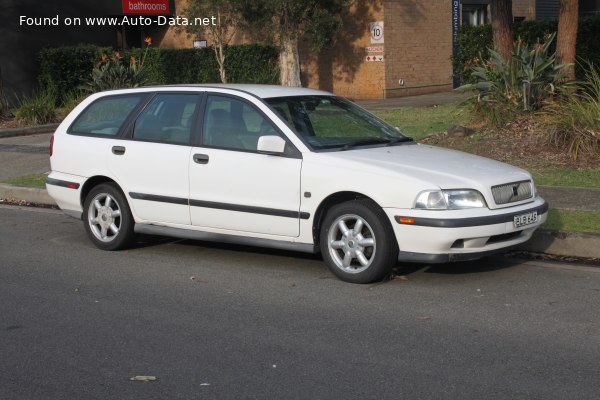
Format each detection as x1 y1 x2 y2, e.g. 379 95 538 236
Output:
49 134 54 157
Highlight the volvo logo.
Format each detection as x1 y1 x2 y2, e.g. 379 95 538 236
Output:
512 184 520 197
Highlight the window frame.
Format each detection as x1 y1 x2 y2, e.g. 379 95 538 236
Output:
197 92 302 159
122 91 204 147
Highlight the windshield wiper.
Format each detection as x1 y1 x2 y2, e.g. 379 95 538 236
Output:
385 137 414 146
339 138 392 151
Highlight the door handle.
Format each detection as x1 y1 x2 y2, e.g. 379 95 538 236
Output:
193 153 209 164
112 146 126 155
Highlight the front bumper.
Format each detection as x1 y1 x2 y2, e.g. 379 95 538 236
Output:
384 198 548 263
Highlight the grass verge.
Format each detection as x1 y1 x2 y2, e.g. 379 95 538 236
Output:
543 209 600 234
3 173 47 188
373 103 473 140
533 168 600 188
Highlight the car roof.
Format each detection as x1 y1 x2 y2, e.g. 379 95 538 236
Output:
143 84 333 99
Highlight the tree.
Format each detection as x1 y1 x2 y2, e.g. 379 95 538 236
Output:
556 0 579 81
179 0 240 83
490 0 514 62
236 0 348 86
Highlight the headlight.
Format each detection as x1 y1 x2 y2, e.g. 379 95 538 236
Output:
415 190 487 210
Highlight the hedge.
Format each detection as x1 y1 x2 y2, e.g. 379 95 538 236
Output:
38 44 279 104
452 15 600 84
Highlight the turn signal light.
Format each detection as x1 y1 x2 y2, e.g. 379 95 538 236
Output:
397 217 415 224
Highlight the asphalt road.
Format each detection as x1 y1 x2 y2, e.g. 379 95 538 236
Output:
1 205 599 400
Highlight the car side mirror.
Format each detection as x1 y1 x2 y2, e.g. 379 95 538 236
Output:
257 135 286 155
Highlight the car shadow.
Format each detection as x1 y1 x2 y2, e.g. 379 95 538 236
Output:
132 233 322 261
393 255 523 277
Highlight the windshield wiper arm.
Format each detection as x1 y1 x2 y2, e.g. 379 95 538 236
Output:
385 137 414 146
339 138 391 151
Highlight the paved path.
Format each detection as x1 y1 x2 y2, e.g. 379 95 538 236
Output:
0 133 51 181
357 91 470 110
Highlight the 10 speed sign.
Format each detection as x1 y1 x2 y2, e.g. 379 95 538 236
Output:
369 21 384 44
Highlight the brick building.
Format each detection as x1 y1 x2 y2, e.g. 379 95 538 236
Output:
2 0 599 101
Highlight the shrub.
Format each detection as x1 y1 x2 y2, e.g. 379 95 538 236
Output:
38 44 280 97
38 45 110 104
453 16 600 84
459 34 567 125
81 50 150 93
13 88 57 125
545 63 600 159
56 89 88 119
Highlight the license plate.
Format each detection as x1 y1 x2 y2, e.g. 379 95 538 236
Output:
514 211 538 228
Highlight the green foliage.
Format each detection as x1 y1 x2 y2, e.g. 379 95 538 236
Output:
545 63 600 159
236 0 348 50
224 45 279 83
37 44 279 97
543 209 600 234
372 104 473 140
452 24 493 85
13 88 57 125
38 45 110 104
80 52 150 93
453 16 600 84
56 89 88 119
3 173 47 188
459 34 567 125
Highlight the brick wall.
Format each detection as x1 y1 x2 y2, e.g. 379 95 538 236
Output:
300 0 386 99
513 0 536 20
383 0 453 98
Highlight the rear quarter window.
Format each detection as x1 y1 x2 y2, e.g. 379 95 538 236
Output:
69 94 145 136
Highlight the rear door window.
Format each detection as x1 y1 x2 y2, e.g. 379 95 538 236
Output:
70 94 145 136
132 94 199 145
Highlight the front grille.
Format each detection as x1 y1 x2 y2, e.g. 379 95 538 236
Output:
491 180 533 205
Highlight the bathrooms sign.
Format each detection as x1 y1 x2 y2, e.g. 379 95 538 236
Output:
122 0 170 15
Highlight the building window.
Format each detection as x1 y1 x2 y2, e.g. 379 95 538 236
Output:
462 3 491 26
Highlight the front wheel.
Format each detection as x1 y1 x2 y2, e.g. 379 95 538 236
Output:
320 199 398 284
83 183 135 251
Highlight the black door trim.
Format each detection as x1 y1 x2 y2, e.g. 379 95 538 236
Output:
129 192 309 220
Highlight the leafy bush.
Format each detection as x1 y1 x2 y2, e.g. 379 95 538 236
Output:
459 34 567 125
545 63 600 159
38 45 110 104
38 44 279 99
56 89 88 119
13 88 57 125
453 16 600 84
81 51 150 93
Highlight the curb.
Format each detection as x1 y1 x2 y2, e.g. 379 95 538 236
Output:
0 123 59 138
0 184 55 206
520 230 600 259
1 184 599 260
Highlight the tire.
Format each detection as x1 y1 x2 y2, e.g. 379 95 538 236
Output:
320 199 398 284
83 183 135 251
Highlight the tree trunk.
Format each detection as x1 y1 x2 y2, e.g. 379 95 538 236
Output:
557 0 579 81
279 35 302 87
214 42 227 84
490 0 514 61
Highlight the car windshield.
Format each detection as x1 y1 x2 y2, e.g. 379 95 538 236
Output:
264 96 412 151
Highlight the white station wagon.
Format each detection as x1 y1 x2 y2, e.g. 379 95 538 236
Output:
47 85 548 283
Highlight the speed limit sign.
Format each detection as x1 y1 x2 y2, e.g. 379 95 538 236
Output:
370 21 384 44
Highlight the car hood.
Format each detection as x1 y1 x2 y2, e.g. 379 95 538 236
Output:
316 143 532 193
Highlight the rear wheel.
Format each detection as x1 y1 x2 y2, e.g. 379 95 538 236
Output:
83 183 135 250
320 199 398 284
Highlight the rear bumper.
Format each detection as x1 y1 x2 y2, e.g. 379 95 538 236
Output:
46 172 85 219
384 198 548 263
